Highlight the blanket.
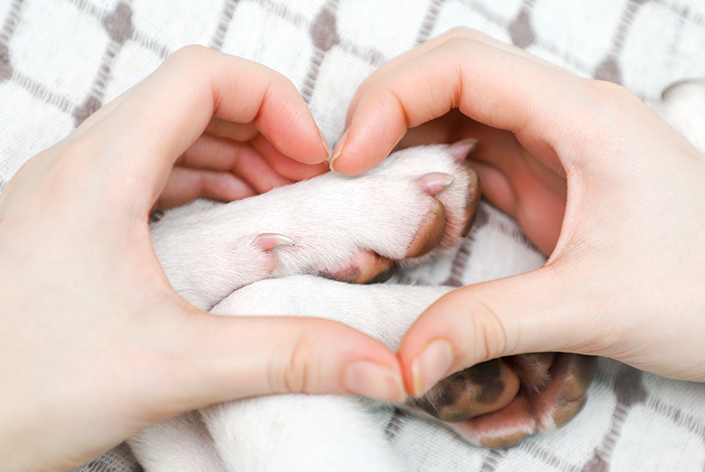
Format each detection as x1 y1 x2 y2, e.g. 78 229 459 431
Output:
1 0 704 471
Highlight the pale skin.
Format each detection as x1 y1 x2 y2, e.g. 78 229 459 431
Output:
0 46 406 472
3 29 705 472
331 28 705 397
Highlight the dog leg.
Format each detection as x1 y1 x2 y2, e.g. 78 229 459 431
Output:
149 142 479 311
133 143 479 471
200 275 595 465
127 411 227 472
201 276 451 472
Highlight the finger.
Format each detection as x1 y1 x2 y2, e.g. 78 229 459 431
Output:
397 266 603 398
152 167 256 210
464 125 566 254
205 118 259 142
346 27 567 127
66 46 329 214
147 311 407 419
203 119 330 181
203 119 329 181
252 133 330 181
332 36 583 176
183 132 328 185
178 134 293 193
177 134 259 171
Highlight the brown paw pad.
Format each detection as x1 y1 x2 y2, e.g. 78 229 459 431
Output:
411 359 520 422
410 353 597 448
319 250 398 284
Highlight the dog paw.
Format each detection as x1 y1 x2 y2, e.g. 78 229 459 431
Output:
151 142 480 310
310 140 481 283
215 276 597 449
410 353 598 447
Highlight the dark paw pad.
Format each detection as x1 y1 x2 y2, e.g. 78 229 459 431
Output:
409 353 598 448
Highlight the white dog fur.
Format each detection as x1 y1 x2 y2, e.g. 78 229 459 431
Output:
128 79 705 472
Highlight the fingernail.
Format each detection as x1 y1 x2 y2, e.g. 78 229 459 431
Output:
317 127 331 161
329 129 350 173
411 339 454 398
345 361 407 404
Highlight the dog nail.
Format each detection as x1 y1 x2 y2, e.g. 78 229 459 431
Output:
418 172 455 196
254 233 294 251
411 339 454 398
447 138 478 162
344 361 407 404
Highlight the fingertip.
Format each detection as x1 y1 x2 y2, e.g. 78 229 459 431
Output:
344 361 407 404
409 338 454 398
397 271 580 396
329 118 403 176
397 290 474 395
317 126 332 161
235 65 329 166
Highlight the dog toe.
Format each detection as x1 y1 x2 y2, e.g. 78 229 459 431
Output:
404 353 597 447
412 359 520 422
319 250 398 284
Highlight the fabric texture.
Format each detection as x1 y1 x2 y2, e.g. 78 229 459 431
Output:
1 0 704 471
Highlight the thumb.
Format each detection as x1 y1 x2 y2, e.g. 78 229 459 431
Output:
150 308 407 417
397 266 599 398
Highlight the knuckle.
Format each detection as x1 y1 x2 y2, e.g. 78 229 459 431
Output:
269 333 321 394
167 44 213 70
582 78 642 113
438 35 472 55
443 26 489 42
466 297 513 362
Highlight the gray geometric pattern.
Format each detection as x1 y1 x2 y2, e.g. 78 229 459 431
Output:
1 1 704 471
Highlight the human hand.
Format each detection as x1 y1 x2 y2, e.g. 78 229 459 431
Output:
332 28 705 399
0 47 404 472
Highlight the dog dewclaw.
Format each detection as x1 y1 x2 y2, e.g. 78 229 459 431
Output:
448 138 478 162
254 233 294 251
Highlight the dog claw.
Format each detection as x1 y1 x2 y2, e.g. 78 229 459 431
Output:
405 199 446 258
417 172 455 196
254 233 294 251
447 138 478 162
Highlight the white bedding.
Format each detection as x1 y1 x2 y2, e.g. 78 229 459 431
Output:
1 0 704 470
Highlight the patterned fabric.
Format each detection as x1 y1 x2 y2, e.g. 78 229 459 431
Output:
1 0 704 471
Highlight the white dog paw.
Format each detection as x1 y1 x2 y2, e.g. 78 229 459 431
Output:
151 142 480 310
305 139 481 283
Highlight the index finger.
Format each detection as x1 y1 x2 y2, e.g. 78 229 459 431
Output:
330 36 584 175
69 46 329 213
344 27 567 127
